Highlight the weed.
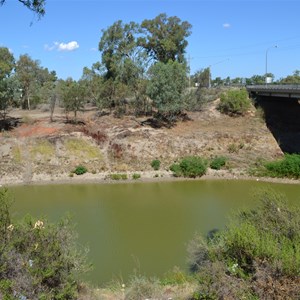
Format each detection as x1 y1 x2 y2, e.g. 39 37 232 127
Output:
132 173 141 180
210 156 227 170
151 159 161 170
73 165 88 175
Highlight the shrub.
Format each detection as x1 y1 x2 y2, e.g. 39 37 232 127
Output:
151 159 161 171
264 153 300 178
125 275 161 300
210 156 227 170
109 173 128 180
73 165 88 175
218 89 251 116
188 189 300 299
170 156 207 178
132 173 141 180
0 187 89 299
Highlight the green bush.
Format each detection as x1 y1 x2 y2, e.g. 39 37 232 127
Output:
151 159 161 170
218 89 251 116
109 173 128 180
73 165 88 175
188 189 300 299
170 156 207 178
132 173 141 180
264 154 300 178
210 156 227 170
0 188 88 300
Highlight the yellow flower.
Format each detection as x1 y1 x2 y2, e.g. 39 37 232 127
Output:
34 220 44 229
7 224 14 231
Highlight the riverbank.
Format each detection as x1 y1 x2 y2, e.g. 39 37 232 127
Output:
1 167 299 187
0 100 287 187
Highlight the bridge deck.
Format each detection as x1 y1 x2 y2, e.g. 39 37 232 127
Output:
246 85 300 99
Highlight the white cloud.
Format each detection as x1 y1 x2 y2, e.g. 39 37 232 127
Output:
223 23 231 29
44 41 79 52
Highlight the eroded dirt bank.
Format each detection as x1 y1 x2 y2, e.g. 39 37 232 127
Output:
0 101 287 186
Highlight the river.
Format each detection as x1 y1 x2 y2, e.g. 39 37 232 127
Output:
10 179 300 285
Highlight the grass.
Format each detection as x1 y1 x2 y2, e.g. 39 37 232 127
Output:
65 138 102 159
12 146 22 164
30 140 55 159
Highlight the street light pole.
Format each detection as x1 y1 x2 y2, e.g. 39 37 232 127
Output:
265 45 277 85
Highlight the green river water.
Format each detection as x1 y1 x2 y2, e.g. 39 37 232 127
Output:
10 179 300 285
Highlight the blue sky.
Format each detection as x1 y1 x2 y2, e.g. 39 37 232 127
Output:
1 0 300 81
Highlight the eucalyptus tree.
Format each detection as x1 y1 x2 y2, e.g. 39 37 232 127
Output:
147 60 188 121
99 20 150 114
58 78 86 122
0 0 45 18
139 13 192 64
0 47 15 119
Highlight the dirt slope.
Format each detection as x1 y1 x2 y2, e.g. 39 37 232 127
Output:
0 101 282 185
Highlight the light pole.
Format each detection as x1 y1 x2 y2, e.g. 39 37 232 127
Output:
265 45 277 85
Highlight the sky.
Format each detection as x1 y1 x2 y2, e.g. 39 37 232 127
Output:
1 0 300 81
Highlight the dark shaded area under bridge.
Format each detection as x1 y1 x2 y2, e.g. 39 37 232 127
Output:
247 85 300 153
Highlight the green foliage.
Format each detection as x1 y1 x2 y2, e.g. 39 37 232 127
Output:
0 0 46 18
264 154 300 179
59 78 86 122
170 156 207 178
209 156 227 170
139 13 192 63
0 187 88 299
218 89 251 116
151 159 161 170
188 189 300 298
109 173 128 180
73 165 88 175
147 61 187 118
132 173 141 180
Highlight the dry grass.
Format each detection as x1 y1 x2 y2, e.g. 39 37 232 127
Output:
30 139 55 159
65 138 103 160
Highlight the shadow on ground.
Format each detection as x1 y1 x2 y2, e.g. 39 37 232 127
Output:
0 117 21 131
257 97 300 153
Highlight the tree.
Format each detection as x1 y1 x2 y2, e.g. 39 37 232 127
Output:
147 60 188 120
15 54 56 110
59 78 86 122
193 68 211 88
99 20 142 80
280 70 300 84
139 13 192 64
0 0 45 18
0 47 15 119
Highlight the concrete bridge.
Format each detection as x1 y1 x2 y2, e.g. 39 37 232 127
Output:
246 85 300 100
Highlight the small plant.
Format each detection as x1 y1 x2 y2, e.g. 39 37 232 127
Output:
210 156 227 170
170 156 207 178
151 159 161 170
227 143 239 153
73 165 88 175
109 173 128 180
132 173 141 180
